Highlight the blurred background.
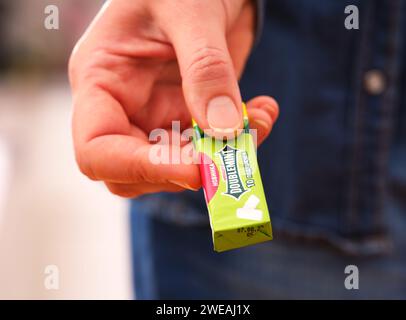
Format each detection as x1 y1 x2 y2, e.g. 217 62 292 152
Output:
0 0 132 299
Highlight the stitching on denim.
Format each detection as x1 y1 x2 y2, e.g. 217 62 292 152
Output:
347 1 376 234
373 0 404 231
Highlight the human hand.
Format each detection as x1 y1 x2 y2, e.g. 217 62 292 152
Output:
69 0 279 198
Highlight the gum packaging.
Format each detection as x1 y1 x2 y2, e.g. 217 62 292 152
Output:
192 103 273 252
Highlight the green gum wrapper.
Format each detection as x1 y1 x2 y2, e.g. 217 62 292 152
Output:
192 103 273 252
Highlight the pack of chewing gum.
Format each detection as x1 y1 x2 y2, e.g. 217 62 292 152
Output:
192 103 273 252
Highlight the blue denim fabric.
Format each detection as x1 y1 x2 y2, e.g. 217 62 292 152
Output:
131 0 406 299
131 197 406 299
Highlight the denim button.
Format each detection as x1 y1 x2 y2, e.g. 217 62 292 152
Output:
364 70 386 95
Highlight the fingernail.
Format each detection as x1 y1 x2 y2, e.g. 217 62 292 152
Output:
207 96 241 133
169 180 199 191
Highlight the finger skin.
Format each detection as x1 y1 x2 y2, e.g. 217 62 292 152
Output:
246 96 280 146
69 0 277 198
70 73 200 185
77 133 201 186
227 0 256 78
105 182 186 199
247 95 280 122
157 1 249 137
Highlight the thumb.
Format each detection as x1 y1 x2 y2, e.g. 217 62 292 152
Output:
164 5 243 138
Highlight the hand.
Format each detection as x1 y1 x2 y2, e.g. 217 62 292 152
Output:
68 0 279 198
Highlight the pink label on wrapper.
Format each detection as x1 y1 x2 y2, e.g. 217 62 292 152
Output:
199 152 219 203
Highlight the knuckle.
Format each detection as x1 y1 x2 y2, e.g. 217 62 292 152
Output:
69 50 107 89
76 157 96 181
185 46 232 85
128 165 144 184
75 148 97 181
68 47 85 85
269 97 280 119
262 96 280 121
137 159 154 183
129 151 150 183
68 55 78 86
68 53 77 77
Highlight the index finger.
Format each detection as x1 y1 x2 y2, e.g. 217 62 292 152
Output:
71 85 200 189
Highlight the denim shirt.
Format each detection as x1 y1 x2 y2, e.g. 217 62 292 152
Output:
132 0 406 256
